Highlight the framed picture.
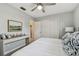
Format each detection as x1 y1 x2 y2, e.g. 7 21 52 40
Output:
8 20 22 32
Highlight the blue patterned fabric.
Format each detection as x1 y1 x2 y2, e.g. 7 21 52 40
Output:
63 32 79 56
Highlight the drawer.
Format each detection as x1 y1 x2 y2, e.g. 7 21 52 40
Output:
3 39 26 54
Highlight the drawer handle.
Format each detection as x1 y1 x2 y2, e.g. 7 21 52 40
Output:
5 39 25 45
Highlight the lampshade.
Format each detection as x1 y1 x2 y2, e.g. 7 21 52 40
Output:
65 27 74 32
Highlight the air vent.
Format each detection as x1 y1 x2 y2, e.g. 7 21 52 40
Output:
20 7 26 11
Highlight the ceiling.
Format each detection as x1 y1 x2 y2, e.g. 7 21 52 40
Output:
9 3 78 18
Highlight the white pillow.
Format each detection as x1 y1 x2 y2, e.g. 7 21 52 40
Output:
62 33 71 40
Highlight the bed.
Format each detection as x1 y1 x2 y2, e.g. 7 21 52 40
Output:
11 38 66 56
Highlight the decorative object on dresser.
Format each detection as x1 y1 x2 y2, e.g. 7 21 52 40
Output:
0 34 6 39
0 33 29 56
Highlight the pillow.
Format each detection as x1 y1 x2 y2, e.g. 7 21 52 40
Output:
62 33 71 40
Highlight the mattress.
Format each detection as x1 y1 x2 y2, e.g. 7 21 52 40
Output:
11 38 66 56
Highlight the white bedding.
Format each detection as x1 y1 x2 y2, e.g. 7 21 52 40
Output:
11 38 66 56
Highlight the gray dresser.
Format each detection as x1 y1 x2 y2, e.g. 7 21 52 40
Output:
0 36 29 56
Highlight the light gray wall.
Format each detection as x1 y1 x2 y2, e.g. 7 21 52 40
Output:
0 4 33 34
36 12 74 38
73 4 79 31
0 3 76 39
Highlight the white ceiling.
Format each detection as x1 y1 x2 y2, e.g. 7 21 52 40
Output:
9 3 78 18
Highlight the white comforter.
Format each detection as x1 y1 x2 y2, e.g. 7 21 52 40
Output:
11 38 66 56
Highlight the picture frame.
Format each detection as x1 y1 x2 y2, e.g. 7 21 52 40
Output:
8 20 22 32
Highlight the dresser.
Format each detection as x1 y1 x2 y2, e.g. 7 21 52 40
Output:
0 35 29 56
